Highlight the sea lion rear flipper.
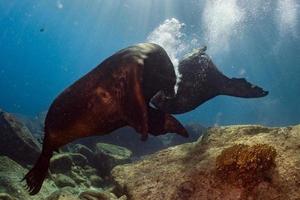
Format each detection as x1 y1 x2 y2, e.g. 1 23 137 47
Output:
23 149 53 195
220 77 269 98
124 63 149 140
148 106 189 138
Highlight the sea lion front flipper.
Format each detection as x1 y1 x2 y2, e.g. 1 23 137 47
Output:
123 63 149 141
219 77 269 98
148 106 189 138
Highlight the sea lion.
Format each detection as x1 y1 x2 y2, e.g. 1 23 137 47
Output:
151 47 269 114
23 43 188 195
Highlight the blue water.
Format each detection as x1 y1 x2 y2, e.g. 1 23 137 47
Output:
0 0 299 127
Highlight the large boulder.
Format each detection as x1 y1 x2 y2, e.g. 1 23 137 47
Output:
112 124 300 200
0 109 41 166
13 111 46 138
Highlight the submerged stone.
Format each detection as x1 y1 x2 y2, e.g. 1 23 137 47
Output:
50 153 73 174
89 175 104 188
45 188 79 200
0 110 41 166
69 153 88 167
72 144 94 164
93 143 132 176
79 190 125 200
53 174 76 188
0 156 56 200
0 193 16 200
50 153 88 174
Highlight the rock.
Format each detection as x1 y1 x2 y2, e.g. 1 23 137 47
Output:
112 124 300 200
160 123 206 147
79 190 121 200
50 153 73 174
117 196 127 200
93 143 132 176
90 175 104 188
0 193 16 200
169 123 206 146
49 153 95 189
53 174 76 188
78 127 165 157
46 188 79 200
0 156 57 200
76 124 205 158
216 144 277 188
70 153 88 167
0 153 109 200
69 169 87 185
0 110 41 166
50 153 88 173
72 144 94 164
13 112 45 138
83 167 98 177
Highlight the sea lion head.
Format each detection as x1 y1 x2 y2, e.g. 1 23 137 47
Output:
151 46 269 114
151 46 217 114
221 78 269 98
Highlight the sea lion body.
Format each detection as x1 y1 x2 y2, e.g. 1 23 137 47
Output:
45 43 178 146
24 43 188 195
151 47 268 114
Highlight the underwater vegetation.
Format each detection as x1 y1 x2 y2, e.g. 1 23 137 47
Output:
216 144 277 188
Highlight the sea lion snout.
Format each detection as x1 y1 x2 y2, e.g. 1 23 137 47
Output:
262 90 269 96
250 84 269 97
222 78 269 98
248 87 269 98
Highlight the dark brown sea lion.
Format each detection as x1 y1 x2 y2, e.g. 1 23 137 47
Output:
151 47 269 114
23 43 188 195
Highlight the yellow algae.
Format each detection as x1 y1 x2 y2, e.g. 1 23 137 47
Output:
216 144 277 188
